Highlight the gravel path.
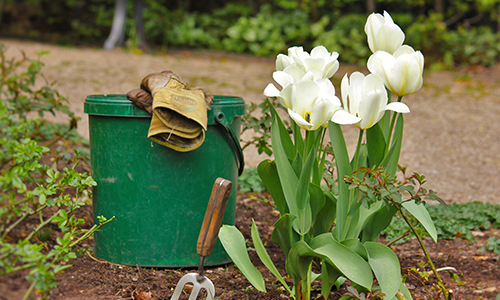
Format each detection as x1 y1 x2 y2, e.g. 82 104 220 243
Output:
2 38 499 204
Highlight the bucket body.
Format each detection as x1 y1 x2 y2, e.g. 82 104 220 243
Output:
84 94 244 267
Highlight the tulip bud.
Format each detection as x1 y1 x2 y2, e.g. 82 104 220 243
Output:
365 11 405 54
367 45 424 97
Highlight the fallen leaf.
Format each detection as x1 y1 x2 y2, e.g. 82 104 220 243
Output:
473 287 497 294
132 289 152 300
472 256 489 261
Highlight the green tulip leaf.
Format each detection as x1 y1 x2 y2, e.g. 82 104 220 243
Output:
385 114 404 176
251 220 291 294
328 122 353 241
366 123 386 167
341 238 368 261
380 109 392 140
271 214 299 260
399 281 414 300
292 121 304 156
402 200 438 242
310 233 373 290
360 202 398 243
364 242 401 299
312 190 337 235
257 159 288 214
321 260 342 298
287 240 316 282
271 117 299 218
309 183 325 231
218 225 266 292
267 99 294 160
294 145 316 235
292 151 303 178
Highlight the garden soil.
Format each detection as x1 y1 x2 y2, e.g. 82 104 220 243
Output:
1 39 499 299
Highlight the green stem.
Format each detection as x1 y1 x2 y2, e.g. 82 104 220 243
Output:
385 228 411 246
21 280 37 300
1 204 47 240
384 96 403 155
70 216 115 248
24 208 57 242
0 262 35 275
400 210 450 299
352 130 364 172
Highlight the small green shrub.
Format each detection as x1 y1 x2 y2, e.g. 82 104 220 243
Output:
481 236 500 254
223 4 311 56
238 168 267 193
0 45 112 299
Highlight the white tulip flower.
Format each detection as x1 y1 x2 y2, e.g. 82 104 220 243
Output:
265 79 343 131
365 11 405 54
275 45 340 80
367 45 425 97
332 72 410 130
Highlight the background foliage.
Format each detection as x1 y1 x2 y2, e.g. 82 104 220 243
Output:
2 0 500 66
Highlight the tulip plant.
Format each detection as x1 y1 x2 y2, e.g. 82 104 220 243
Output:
220 11 439 300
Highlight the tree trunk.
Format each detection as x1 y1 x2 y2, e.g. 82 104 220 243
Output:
367 0 376 13
133 0 150 51
0 0 5 25
435 0 443 15
104 0 127 50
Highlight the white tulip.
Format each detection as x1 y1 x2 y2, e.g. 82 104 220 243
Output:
275 45 339 80
332 72 409 130
265 79 343 131
365 11 405 54
367 45 424 97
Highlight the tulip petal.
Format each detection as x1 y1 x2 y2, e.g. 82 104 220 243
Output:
283 65 307 83
331 109 362 125
276 54 293 71
304 57 326 79
357 89 387 129
292 81 320 116
386 102 410 113
288 108 313 130
273 71 294 89
310 98 337 130
391 54 422 96
324 60 340 79
310 45 329 58
280 84 294 108
263 83 281 97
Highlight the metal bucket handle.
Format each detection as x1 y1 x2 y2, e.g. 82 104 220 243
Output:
214 111 244 176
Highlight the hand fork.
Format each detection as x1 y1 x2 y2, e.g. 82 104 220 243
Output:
170 178 232 300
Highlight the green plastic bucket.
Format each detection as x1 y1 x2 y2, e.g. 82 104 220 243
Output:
84 94 245 267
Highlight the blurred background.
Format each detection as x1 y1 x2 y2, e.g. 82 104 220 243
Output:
1 0 500 67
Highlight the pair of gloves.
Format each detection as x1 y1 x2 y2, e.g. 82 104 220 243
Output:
127 71 213 152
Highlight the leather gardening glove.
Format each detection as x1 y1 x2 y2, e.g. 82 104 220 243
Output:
127 71 213 152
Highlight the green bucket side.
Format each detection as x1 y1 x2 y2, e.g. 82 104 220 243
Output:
85 94 245 267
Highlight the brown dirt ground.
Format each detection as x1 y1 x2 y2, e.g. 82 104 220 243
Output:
1 39 500 299
2 194 499 300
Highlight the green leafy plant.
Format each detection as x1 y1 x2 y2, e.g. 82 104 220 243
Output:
0 45 112 299
481 236 500 254
238 168 267 193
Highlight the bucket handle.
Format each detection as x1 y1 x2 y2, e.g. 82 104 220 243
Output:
214 111 245 176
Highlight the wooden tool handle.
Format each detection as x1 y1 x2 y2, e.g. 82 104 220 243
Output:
197 177 232 258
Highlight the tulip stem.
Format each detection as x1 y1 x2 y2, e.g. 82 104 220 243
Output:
384 96 403 155
352 129 364 173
